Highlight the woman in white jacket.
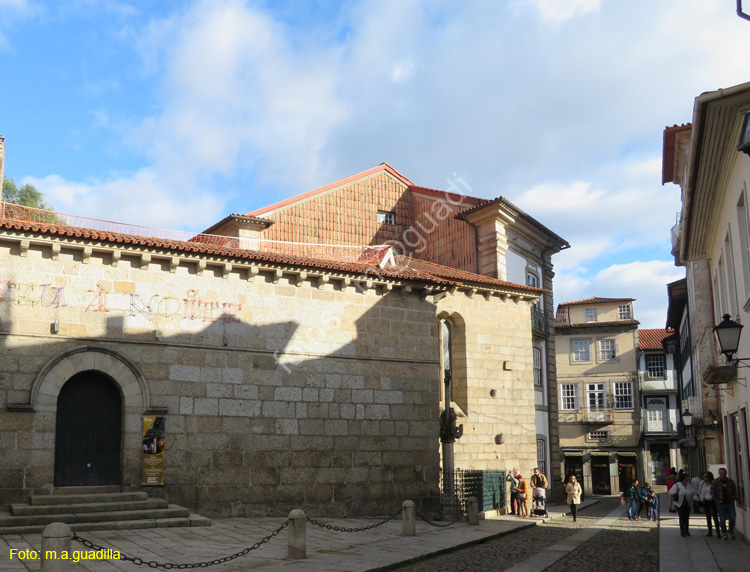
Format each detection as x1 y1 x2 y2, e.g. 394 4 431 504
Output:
670 474 697 537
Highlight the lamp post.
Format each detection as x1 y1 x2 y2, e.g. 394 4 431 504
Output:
713 314 743 363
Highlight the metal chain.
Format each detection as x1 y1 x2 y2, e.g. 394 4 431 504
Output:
416 512 463 527
306 509 402 532
72 519 290 569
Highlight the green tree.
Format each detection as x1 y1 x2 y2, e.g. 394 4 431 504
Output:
3 178 53 210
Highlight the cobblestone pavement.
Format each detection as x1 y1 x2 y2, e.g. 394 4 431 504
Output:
400 497 657 572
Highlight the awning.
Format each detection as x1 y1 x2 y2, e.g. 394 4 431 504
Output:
617 452 637 457
590 451 610 456
563 451 583 456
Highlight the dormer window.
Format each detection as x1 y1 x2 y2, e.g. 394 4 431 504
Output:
377 211 395 225
618 304 632 320
585 307 597 322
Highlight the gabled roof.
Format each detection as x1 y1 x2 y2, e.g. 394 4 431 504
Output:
558 296 635 307
245 163 414 217
639 328 675 350
456 195 570 250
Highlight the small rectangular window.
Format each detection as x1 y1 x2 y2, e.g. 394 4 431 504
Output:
614 382 634 409
588 430 610 441
536 439 546 475
585 307 597 322
573 340 590 362
377 211 395 225
533 347 542 386
646 355 665 379
599 339 617 361
561 384 579 410
618 304 631 320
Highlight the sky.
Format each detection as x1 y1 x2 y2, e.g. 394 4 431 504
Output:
1 0 749 328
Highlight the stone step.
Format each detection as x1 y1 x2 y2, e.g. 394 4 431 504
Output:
0 514 211 536
54 485 122 496
29 492 148 506
11 498 168 516
0 505 190 527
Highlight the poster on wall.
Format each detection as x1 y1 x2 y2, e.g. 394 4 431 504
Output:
141 416 165 486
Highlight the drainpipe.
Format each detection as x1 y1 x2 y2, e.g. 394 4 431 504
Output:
0 135 5 204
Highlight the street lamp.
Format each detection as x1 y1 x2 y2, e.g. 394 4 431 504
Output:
682 409 693 427
713 314 744 363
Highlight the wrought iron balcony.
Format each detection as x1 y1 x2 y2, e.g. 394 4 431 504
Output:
583 407 615 423
531 306 549 334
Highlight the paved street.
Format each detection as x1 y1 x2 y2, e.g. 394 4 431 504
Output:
400 496 658 572
2 494 749 571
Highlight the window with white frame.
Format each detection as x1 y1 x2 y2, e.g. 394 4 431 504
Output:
736 189 750 299
536 438 546 475
618 304 632 320
587 383 606 409
560 384 579 410
588 430 610 441
585 307 597 322
598 339 617 361
572 340 590 362
614 382 634 409
527 272 539 288
533 347 542 386
646 355 665 379
376 210 395 225
725 230 739 318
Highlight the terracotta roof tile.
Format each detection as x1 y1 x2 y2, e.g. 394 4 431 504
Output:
555 319 640 328
0 219 539 295
638 328 675 350
558 296 635 307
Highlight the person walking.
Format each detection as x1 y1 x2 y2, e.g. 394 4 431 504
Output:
507 468 519 515
699 471 720 538
530 467 548 493
666 469 678 513
645 489 659 521
516 474 529 518
711 468 738 540
670 473 696 537
565 474 582 522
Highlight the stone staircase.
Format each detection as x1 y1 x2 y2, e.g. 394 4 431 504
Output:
0 489 211 534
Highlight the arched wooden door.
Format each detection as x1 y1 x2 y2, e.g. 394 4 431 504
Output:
54 371 122 486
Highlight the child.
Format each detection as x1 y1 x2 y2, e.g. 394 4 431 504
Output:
645 490 659 521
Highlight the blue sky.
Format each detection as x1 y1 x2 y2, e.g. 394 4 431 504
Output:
2 0 750 327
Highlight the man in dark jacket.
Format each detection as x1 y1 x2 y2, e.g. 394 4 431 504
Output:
711 468 739 540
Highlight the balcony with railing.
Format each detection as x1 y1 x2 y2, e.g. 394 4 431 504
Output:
642 414 676 435
671 211 682 257
583 407 615 423
531 306 549 334
638 371 677 392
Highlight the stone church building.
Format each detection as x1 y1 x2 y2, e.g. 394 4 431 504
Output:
0 163 567 519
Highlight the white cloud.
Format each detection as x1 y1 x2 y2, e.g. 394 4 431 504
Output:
556 260 685 328
24 170 225 231
533 0 601 22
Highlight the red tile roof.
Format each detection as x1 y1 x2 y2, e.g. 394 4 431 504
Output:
0 219 541 295
558 296 635 307
638 328 675 350
245 163 414 217
556 320 640 329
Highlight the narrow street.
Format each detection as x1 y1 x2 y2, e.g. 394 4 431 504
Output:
399 497 658 572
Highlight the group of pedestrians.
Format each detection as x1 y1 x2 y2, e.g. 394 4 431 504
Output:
665 467 739 539
622 479 659 521
506 467 548 518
